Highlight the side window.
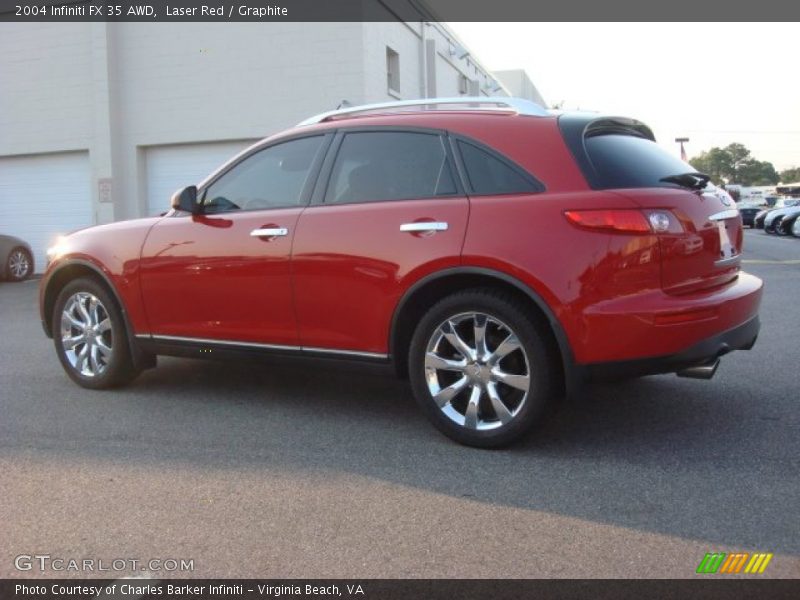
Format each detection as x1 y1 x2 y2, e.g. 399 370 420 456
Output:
457 140 542 195
386 47 400 94
324 131 457 205
202 136 323 213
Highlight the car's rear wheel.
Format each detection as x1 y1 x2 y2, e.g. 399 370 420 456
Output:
409 289 557 448
53 278 141 389
6 247 33 281
781 217 798 236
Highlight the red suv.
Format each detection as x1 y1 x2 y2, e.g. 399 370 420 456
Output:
40 98 762 447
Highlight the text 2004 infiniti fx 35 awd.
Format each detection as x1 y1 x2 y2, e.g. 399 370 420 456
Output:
40 98 762 447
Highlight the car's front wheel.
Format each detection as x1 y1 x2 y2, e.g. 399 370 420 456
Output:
6 247 33 281
409 289 557 447
53 278 141 389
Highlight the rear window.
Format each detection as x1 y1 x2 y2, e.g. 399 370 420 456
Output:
584 134 698 190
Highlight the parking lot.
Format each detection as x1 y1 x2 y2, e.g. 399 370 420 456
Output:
1 229 798 579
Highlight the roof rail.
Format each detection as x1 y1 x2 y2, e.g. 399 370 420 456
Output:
297 97 549 126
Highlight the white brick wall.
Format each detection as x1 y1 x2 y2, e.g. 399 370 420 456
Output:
109 22 366 218
0 23 92 156
1 20 531 222
362 21 423 100
112 22 366 143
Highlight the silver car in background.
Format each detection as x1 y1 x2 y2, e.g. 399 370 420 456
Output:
764 200 800 233
0 234 34 282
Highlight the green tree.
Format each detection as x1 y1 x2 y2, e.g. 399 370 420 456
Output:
689 143 779 186
737 159 779 186
690 147 732 185
779 167 800 183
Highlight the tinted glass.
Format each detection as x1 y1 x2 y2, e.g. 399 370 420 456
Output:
457 140 539 195
585 134 701 189
325 132 457 204
202 136 323 212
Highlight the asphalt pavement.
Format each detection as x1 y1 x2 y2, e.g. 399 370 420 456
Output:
1 229 798 579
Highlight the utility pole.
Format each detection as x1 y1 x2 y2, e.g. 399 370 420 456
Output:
675 137 689 162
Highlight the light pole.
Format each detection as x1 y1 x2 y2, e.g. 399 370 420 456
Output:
675 137 689 161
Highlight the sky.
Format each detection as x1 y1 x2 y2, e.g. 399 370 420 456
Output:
449 23 800 172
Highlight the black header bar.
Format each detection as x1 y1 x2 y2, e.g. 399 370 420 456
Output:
1 0 798 22
2 579 800 600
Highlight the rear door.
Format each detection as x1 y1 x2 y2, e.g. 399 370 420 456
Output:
291 129 469 354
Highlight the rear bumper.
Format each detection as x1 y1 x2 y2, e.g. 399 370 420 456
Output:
584 315 759 380
573 271 762 374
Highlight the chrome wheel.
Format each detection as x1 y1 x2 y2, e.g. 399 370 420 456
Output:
424 312 531 431
8 249 31 279
60 292 114 377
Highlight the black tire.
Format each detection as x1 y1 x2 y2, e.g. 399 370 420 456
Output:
775 218 788 236
409 288 558 448
6 247 33 281
52 277 141 389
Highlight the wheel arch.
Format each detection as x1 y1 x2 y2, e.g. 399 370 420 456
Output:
41 259 154 370
42 260 121 336
389 267 580 397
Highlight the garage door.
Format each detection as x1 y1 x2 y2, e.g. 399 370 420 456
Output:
0 151 91 273
145 141 258 216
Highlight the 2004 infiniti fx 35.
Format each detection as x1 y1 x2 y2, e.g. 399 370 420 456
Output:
40 98 763 447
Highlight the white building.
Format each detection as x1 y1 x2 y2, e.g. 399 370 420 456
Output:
0 12 544 271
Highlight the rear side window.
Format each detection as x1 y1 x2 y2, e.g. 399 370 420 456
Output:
456 140 542 196
325 131 457 204
584 134 698 189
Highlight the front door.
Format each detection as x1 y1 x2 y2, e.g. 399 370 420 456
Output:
139 134 328 345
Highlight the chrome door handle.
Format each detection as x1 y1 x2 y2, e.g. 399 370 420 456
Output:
250 227 288 237
400 222 448 232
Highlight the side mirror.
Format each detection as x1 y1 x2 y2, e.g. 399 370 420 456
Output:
170 185 199 213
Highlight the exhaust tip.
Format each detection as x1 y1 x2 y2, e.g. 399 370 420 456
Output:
676 358 720 380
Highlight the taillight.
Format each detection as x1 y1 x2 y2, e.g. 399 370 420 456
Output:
564 210 650 233
564 209 683 234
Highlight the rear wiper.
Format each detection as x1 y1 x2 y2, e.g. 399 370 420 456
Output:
659 172 711 190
